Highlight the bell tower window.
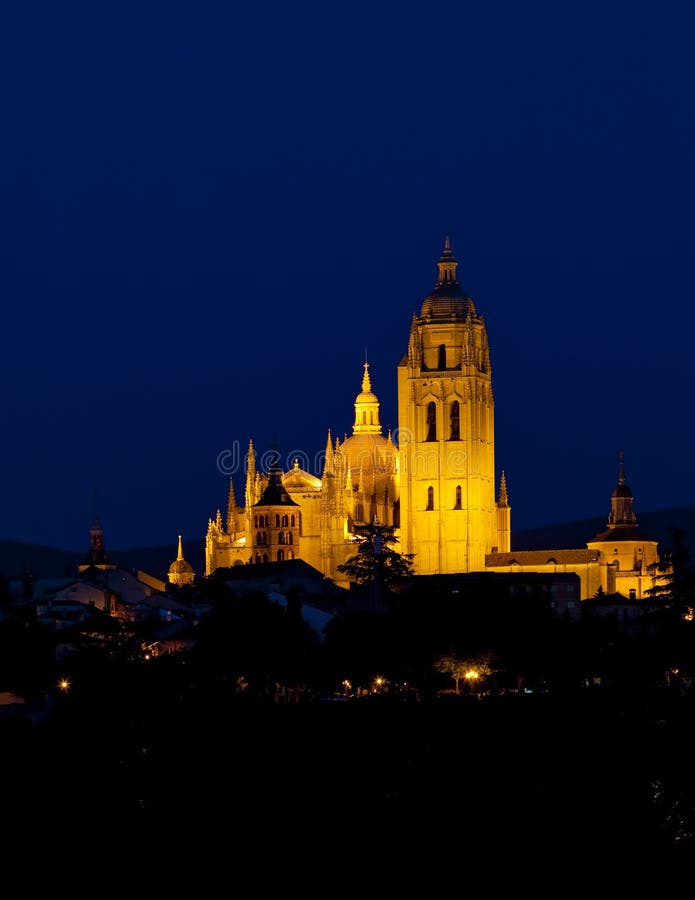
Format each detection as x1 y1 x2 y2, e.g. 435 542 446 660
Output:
454 485 462 509
426 486 434 510
449 401 460 441
426 402 437 441
438 344 446 370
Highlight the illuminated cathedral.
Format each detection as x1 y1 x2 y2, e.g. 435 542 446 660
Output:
205 238 666 599
205 238 508 587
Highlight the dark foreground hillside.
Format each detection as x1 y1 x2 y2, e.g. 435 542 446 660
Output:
4 685 694 865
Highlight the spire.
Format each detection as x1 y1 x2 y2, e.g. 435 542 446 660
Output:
361 360 372 393
323 429 335 475
78 513 116 574
89 515 108 565
245 439 257 509
498 471 509 507
436 235 459 287
168 534 194 586
226 478 237 534
607 450 637 528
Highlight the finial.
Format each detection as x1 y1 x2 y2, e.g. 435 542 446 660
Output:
362 360 372 393
437 236 458 284
618 450 626 485
177 534 184 561
499 471 509 506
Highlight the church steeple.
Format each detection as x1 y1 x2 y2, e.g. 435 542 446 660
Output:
419 237 477 320
78 514 116 574
399 237 496 573
168 534 195 586
607 450 637 528
88 515 108 566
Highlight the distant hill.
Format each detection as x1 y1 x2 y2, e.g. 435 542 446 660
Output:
512 505 695 554
1 506 693 582
0 539 207 583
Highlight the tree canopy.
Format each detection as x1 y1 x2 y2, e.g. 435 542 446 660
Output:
337 523 415 590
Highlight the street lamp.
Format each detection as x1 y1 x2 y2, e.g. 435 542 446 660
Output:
464 669 480 695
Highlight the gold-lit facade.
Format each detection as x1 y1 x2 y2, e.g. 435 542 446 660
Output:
205 238 509 586
485 453 664 599
397 237 506 574
205 239 667 599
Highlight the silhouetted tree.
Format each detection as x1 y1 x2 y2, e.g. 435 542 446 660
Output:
337 523 415 591
647 528 695 621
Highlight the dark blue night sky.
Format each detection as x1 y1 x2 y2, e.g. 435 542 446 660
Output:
1 1 693 553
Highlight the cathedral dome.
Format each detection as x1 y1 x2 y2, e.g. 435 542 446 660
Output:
340 432 393 477
283 459 322 492
420 237 477 320
420 285 477 320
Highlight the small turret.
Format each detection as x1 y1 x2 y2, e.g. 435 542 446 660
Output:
168 534 195 586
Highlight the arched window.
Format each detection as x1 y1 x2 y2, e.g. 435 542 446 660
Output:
275 514 280 527
277 550 284 562
454 485 462 509
255 554 261 565
262 531 267 545
262 553 268 564
282 515 289 527
288 532 293 545
290 515 295 527
426 486 434 510
279 532 285 545
438 344 446 370
265 515 270 527
256 531 263 545
288 550 294 559
426 402 437 441
254 515 258 527
449 401 460 441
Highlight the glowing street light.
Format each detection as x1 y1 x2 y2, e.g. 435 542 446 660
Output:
58 678 70 692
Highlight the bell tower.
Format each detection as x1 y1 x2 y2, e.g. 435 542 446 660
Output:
397 238 499 573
